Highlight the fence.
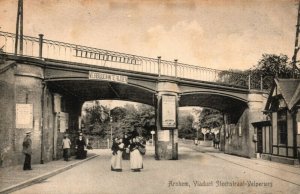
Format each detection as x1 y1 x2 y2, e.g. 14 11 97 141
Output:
0 31 264 90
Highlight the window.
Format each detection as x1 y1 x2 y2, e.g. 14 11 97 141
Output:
277 109 287 145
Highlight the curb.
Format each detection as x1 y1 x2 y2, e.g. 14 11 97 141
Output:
0 155 99 194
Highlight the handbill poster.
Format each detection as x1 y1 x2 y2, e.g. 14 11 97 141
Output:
162 95 176 128
16 104 33 129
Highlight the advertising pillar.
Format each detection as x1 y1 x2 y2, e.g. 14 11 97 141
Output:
155 80 179 160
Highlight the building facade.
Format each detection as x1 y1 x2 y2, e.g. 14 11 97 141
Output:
259 79 300 165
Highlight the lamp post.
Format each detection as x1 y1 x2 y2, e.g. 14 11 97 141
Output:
110 114 113 143
151 130 155 146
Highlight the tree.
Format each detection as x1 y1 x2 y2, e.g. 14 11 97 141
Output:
191 108 223 141
178 114 195 139
218 54 295 90
256 54 292 77
82 101 110 137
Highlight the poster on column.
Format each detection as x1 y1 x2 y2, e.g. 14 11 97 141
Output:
16 104 33 129
162 95 176 128
59 112 69 133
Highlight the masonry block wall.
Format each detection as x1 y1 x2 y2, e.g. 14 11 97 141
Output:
42 88 55 163
0 62 16 167
0 61 58 167
224 92 267 158
224 110 251 158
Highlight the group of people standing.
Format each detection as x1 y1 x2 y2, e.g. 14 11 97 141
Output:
22 130 145 173
62 132 87 161
111 134 146 172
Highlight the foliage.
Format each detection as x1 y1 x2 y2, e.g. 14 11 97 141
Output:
198 108 223 129
178 113 195 139
217 69 249 88
218 54 294 90
82 102 155 140
256 54 292 77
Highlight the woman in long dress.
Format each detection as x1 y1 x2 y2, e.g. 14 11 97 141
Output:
111 137 118 171
115 138 124 172
129 137 144 172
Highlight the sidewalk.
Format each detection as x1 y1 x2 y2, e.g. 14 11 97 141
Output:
0 152 98 194
181 142 300 186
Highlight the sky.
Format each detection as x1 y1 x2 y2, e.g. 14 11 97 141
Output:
0 0 298 70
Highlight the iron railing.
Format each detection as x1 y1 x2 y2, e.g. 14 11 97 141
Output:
0 31 263 90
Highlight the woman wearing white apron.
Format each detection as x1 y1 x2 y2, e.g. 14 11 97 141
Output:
130 137 144 172
115 138 124 172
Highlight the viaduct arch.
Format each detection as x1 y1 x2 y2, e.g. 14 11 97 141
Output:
0 57 267 167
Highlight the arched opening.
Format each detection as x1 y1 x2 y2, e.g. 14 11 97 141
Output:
81 100 156 150
45 79 156 160
178 92 249 156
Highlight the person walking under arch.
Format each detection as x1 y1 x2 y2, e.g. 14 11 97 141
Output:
111 137 118 171
76 133 86 159
62 134 71 161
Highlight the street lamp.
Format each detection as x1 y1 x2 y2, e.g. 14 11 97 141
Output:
110 114 113 142
151 130 155 146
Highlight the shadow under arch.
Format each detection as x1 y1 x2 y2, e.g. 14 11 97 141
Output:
46 79 157 106
179 91 248 123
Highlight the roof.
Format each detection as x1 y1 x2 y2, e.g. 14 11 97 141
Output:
266 79 300 111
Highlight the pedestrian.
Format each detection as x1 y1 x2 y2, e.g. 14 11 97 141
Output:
129 136 145 172
215 135 220 149
62 134 71 161
76 133 87 159
111 137 118 171
22 131 32 170
122 133 130 160
115 137 124 172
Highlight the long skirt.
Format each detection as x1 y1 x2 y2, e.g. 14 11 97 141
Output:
111 154 117 170
111 151 123 170
130 149 143 170
122 148 130 160
63 149 70 160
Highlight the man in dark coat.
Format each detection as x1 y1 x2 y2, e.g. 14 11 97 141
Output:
22 131 32 170
76 133 87 159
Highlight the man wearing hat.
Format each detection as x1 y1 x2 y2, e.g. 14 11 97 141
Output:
76 132 86 159
22 131 32 170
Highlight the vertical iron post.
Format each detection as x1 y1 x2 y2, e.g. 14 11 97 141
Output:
19 0 23 55
292 0 300 78
14 0 21 55
248 73 251 90
39 34 44 58
260 75 263 90
158 56 161 77
174 59 178 78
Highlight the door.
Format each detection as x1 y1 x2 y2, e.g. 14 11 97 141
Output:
257 127 263 153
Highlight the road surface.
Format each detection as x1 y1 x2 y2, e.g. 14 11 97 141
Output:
12 146 300 194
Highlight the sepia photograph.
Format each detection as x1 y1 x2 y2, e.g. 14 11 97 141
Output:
0 0 300 193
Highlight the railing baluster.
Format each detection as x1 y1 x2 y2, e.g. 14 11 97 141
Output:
0 30 257 89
